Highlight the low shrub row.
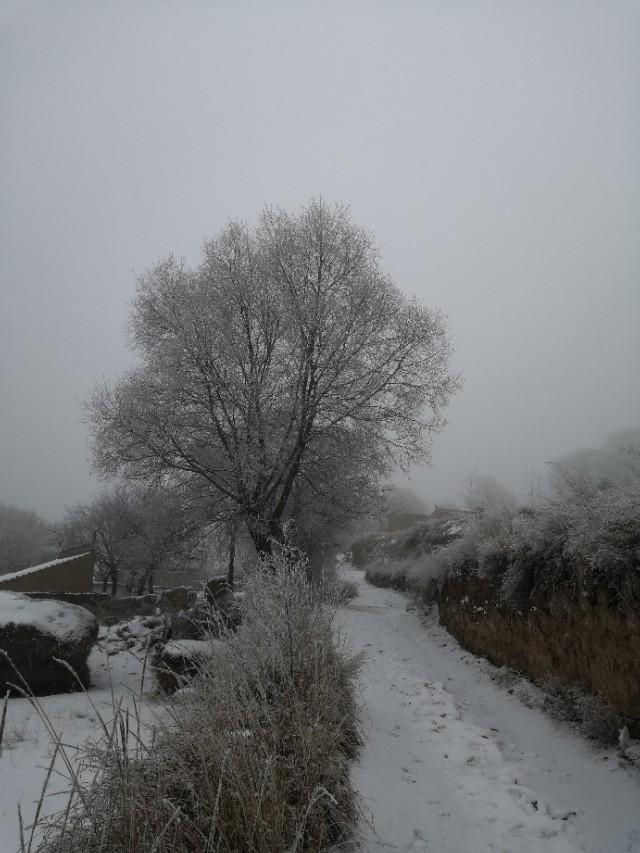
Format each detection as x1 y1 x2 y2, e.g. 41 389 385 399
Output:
364 459 640 613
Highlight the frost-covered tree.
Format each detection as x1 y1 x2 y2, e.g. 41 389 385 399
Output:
463 474 517 516
90 200 459 558
547 448 634 497
58 484 205 595
0 504 54 575
285 429 385 574
58 489 130 595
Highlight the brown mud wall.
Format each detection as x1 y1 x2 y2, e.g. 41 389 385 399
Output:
437 572 640 729
0 551 95 593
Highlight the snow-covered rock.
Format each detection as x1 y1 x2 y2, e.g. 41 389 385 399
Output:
0 592 98 695
153 637 222 694
101 613 168 655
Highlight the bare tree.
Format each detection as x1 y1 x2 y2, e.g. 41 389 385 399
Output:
463 474 517 517
90 200 459 558
58 484 205 595
58 489 130 595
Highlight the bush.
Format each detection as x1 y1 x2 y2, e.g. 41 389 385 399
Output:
364 559 409 591
35 550 362 853
395 464 640 612
316 578 358 603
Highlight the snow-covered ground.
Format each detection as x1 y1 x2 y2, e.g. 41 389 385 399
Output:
0 624 158 853
3 572 639 853
338 566 640 853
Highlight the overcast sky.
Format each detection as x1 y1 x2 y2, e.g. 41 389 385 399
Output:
1 0 639 521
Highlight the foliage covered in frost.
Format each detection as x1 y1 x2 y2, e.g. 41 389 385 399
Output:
364 442 640 609
89 199 459 563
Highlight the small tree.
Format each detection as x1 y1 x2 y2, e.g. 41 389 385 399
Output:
463 474 517 517
58 489 129 595
90 200 459 559
58 484 205 595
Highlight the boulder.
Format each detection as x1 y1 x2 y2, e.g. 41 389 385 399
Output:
168 593 242 641
204 575 243 631
170 601 214 640
205 574 232 603
102 614 169 655
0 592 98 695
152 638 222 694
158 587 197 614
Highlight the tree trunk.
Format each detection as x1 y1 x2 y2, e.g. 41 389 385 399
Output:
227 533 236 589
250 530 273 560
110 566 118 598
249 516 287 567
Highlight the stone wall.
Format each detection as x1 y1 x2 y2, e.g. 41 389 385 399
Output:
26 591 158 623
26 586 198 624
437 572 640 729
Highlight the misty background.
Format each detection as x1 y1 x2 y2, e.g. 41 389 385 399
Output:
1 0 639 522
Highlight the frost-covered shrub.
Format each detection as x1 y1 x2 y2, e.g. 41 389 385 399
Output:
365 558 410 590
37 550 362 853
425 509 513 586
541 677 623 743
362 515 473 592
438 456 640 609
318 577 358 602
354 516 469 570
558 485 640 605
361 453 640 611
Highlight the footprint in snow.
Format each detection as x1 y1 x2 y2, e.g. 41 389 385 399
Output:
410 829 429 849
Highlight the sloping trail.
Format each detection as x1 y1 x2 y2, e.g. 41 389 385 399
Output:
337 567 640 853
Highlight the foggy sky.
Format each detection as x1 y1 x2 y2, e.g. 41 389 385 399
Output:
1 0 639 521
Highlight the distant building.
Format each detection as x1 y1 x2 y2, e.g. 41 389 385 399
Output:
0 548 95 593
428 504 474 520
384 505 473 533
384 511 430 533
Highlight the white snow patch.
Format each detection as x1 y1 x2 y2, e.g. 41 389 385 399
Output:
162 639 220 659
0 592 96 642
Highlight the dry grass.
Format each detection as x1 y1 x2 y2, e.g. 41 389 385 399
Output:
32 549 363 853
317 578 359 604
540 677 624 744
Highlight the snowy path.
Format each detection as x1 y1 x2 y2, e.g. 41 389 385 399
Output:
337 567 640 853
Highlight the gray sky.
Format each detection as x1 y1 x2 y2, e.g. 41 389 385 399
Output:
1 0 639 521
